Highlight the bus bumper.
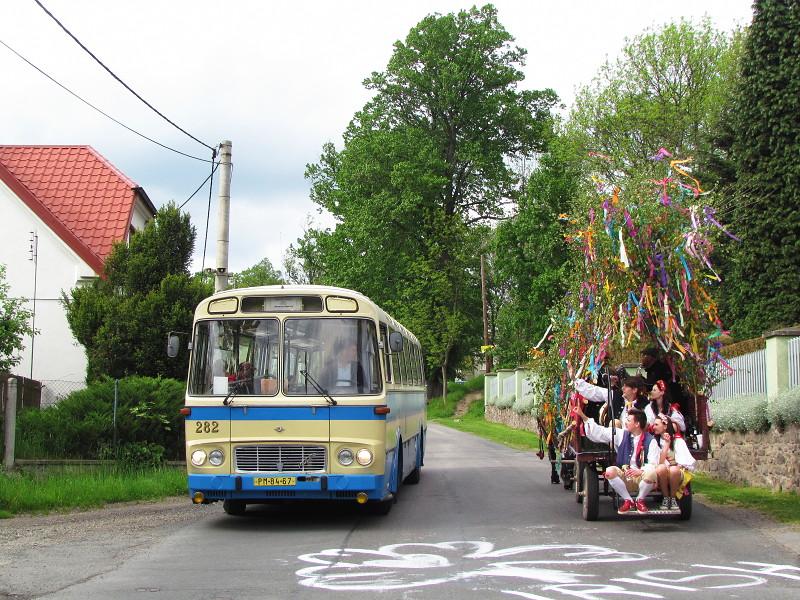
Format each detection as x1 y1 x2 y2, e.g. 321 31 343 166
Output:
188 473 388 503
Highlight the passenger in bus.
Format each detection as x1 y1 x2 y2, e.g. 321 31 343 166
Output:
322 340 365 391
651 413 695 510
648 380 686 433
235 361 255 394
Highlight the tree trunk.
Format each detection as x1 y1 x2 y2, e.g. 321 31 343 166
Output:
441 363 448 406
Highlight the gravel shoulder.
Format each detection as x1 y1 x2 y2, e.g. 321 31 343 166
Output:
0 497 212 599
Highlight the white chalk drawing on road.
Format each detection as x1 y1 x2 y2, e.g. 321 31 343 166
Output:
295 541 800 598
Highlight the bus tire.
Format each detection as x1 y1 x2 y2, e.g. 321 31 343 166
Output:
582 463 599 521
223 500 246 516
368 499 393 515
677 486 692 521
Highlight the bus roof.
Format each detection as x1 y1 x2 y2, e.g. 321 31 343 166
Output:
197 285 420 345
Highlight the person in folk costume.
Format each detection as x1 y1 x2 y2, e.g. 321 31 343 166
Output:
573 403 660 514
648 379 686 433
574 374 648 428
640 346 686 414
651 414 695 510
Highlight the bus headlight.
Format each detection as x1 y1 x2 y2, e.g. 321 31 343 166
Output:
191 449 207 466
356 448 373 466
208 449 225 466
337 448 354 466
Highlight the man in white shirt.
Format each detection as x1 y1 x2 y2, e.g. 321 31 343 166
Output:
574 403 660 514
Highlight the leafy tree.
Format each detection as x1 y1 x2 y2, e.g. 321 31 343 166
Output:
568 18 741 181
303 5 556 390
492 136 579 367
0 264 34 373
722 0 800 337
64 204 212 380
230 258 283 288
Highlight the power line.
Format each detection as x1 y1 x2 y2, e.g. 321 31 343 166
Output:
179 161 220 210
0 37 212 163
33 0 214 153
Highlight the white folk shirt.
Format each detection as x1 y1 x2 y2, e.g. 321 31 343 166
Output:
657 436 696 471
583 418 661 469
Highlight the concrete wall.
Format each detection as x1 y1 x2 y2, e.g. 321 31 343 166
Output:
696 425 800 493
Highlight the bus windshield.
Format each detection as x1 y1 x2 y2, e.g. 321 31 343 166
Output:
189 319 280 396
284 318 382 396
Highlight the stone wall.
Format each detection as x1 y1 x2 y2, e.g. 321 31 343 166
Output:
697 424 800 493
487 405 800 493
485 405 538 433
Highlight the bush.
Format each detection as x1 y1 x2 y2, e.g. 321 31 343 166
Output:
118 442 167 470
711 394 769 433
11 376 185 460
496 394 515 409
767 386 800 430
512 394 534 414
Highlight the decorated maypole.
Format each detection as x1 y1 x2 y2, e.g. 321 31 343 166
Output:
532 150 736 454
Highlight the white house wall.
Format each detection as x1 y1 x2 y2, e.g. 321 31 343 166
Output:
0 178 93 394
130 196 152 234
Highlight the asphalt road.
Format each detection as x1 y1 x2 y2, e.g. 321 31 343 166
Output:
3 423 799 599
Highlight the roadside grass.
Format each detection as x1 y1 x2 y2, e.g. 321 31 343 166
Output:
0 465 187 517
692 473 800 525
428 375 541 450
428 376 798 524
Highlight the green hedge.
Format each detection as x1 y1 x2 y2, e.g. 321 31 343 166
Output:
711 386 800 433
1 376 185 460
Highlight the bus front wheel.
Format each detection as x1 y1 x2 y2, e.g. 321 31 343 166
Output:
223 500 246 516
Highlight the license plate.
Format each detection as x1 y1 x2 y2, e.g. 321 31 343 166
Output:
254 476 296 487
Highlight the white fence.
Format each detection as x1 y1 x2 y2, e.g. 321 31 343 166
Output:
790 336 800 390
710 349 767 400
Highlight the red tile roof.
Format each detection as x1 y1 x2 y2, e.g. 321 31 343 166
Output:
0 145 155 274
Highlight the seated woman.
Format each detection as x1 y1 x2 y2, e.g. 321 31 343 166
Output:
651 414 695 510
648 379 686 433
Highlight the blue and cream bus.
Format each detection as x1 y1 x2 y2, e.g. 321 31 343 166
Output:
176 285 427 515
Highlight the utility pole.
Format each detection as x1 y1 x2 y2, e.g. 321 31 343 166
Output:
28 232 38 379
480 254 493 373
215 140 233 293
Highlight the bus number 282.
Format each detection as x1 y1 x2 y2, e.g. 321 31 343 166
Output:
195 421 219 434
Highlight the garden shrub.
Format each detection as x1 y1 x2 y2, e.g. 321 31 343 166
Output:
11 376 185 460
512 393 534 414
767 386 800 430
711 394 769 433
496 394 515 409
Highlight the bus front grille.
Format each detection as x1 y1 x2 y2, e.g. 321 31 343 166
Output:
234 445 327 473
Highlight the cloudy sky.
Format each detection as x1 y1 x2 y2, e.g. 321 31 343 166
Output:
0 0 753 275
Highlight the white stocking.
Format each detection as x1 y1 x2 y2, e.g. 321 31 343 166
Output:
637 479 655 500
608 475 632 501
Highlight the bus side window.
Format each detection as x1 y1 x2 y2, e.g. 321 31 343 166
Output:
398 336 407 385
402 337 411 385
390 328 402 384
412 344 421 385
380 323 392 383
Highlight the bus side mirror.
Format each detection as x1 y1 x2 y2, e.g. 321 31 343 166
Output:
167 334 181 358
389 332 404 353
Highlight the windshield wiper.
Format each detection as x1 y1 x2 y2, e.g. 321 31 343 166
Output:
222 377 249 406
300 370 337 406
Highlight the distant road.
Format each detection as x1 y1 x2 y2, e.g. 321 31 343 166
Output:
2 423 799 599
